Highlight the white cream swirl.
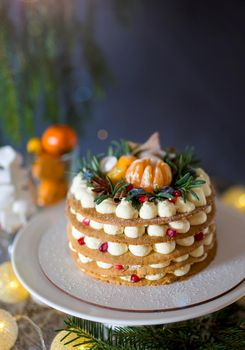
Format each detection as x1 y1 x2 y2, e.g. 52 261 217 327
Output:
157 200 176 217
189 212 207 225
139 202 157 219
154 241 176 254
147 224 166 237
175 197 195 213
107 242 128 256
129 244 152 257
174 264 191 276
96 198 116 214
104 224 123 235
176 236 194 246
84 236 102 249
169 219 190 233
115 199 138 219
190 245 204 258
124 226 145 238
71 226 84 240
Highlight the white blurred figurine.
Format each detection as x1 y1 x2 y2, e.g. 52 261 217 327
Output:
0 146 35 233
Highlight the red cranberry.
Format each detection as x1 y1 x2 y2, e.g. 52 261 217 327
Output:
173 190 181 197
138 195 148 203
126 184 134 191
114 264 124 270
130 274 140 282
78 237 85 245
166 228 177 238
99 242 108 252
82 218 90 226
169 197 177 204
195 232 204 241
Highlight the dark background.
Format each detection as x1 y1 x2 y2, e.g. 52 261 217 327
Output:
0 0 244 184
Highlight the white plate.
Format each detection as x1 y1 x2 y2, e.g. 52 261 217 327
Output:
12 200 245 326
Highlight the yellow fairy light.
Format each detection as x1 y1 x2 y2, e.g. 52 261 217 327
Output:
50 330 92 350
0 261 29 304
0 309 18 350
221 186 245 214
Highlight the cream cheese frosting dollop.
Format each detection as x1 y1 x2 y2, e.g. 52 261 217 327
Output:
128 244 152 257
84 236 102 249
78 252 93 263
149 261 170 268
115 199 138 219
76 213 85 222
174 264 191 276
70 173 87 194
147 224 166 237
145 273 166 281
189 212 207 225
90 220 104 230
107 242 128 256
69 242 76 252
190 245 204 258
104 224 123 235
96 198 117 214
71 226 84 240
204 233 213 246
188 188 206 207
80 190 96 208
169 219 190 233
139 201 158 219
157 200 176 217
175 197 195 213
154 241 176 254
195 168 210 184
124 226 145 238
176 236 194 246
174 254 189 262
96 261 113 269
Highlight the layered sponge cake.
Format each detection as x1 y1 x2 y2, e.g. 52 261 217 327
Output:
66 133 216 286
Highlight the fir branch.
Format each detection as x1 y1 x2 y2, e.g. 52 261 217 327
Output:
60 304 245 350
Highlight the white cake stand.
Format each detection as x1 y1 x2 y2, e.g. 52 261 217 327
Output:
12 200 245 326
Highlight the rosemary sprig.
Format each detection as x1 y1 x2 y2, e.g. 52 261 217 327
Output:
175 172 206 201
165 146 200 177
79 151 103 181
107 139 132 158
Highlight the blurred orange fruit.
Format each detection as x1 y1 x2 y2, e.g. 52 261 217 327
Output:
107 155 136 183
32 154 65 181
37 179 68 206
27 137 42 154
126 158 172 192
41 124 77 156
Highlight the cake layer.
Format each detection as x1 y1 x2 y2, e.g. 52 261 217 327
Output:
67 224 215 265
67 190 215 226
69 242 217 286
67 204 215 245
69 239 215 277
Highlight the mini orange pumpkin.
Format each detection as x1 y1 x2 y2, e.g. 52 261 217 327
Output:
125 158 172 192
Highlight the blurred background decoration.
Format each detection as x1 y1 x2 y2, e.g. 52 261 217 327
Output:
0 0 112 147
